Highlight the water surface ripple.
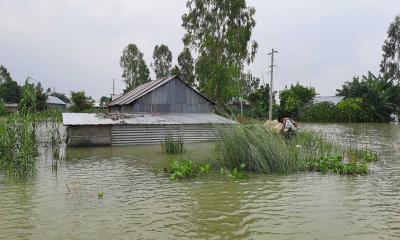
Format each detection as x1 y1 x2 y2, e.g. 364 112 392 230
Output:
0 123 399 239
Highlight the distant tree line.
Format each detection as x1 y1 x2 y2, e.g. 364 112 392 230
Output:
0 65 112 114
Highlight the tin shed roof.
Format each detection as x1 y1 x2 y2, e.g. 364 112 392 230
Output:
47 96 66 105
62 113 237 126
108 75 214 106
313 96 344 105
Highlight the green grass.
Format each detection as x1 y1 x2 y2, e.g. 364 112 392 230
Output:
161 134 184 154
0 113 38 177
216 124 376 175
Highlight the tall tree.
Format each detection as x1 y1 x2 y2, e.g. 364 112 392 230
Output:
70 91 94 112
278 83 316 119
380 15 400 81
0 66 21 103
176 48 195 86
152 44 172 79
120 43 150 91
182 0 258 103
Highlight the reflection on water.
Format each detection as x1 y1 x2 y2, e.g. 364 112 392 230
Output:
0 123 400 239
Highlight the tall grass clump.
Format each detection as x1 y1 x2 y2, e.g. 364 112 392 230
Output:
0 113 38 177
217 124 375 175
161 134 184 154
217 125 300 174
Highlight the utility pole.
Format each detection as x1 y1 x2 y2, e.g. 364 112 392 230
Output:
267 48 278 121
112 78 115 95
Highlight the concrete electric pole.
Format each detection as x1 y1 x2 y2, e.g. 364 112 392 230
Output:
268 48 278 121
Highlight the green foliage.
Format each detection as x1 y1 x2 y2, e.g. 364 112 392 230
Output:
337 72 398 122
337 98 362 123
242 84 270 119
161 134 184 154
168 160 210 180
0 65 21 103
99 96 111 107
120 43 151 91
70 91 94 112
220 164 247 180
305 155 368 175
0 99 6 116
299 102 340 123
217 125 376 175
173 47 195 86
217 125 300 174
0 114 38 177
182 0 258 103
278 83 316 120
18 79 38 114
152 44 172 79
380 15 400 81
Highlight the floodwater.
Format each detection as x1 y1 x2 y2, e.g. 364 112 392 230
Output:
1 123 400 240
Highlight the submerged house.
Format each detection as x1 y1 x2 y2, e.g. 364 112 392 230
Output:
63 76 236 146
47 96 67 110
312 96 344 105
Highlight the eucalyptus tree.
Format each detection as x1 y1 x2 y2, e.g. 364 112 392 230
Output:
151 44 172 79
182 0 258 103
120 43 150 91
380 15 400 82
177 48 195 86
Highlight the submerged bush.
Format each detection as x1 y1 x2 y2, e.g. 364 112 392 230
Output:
161 134 184 154
0 114 38 177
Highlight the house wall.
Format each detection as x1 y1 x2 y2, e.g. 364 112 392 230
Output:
111 124 228 145
67 125 111 147
48 104 66 111
110 78 212 113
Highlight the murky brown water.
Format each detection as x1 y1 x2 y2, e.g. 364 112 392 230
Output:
1 123 400 240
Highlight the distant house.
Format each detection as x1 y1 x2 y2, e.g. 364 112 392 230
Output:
4 103 18 113
312 96 344 105
63 76 236 146
47 96 67 110
227 97 251 114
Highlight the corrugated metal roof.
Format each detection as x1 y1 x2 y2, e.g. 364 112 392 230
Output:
63 113 237 126
313 96 344 105
108 75 214 106
47 96 66 105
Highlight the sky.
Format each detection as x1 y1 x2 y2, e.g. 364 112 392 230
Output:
0 0 398 102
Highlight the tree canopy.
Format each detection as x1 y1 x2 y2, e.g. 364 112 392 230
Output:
380 15 400 82
0 65 21 103
176 48 195 86
182 0 258 103
152 44 172 79
120 43 150 91
278 83 316 119
70 91 94 112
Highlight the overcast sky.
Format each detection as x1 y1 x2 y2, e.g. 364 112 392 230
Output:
0 0 398 101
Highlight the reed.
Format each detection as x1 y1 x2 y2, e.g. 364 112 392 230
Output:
161 134 184 154
216 124 374 175
0 113 38 177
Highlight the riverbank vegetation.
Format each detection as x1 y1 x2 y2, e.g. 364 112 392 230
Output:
159 124 378 181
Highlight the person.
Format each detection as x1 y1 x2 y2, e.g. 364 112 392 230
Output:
280 117 298 137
